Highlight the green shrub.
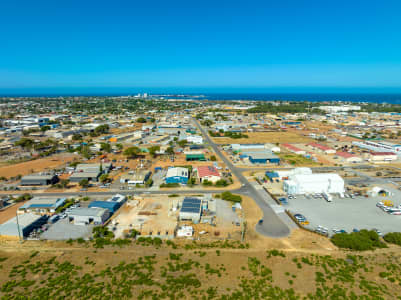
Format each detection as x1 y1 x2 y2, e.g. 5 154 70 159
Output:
215 179 229 187
160 183 180 188
220 192 242 203
383 232 401 246
331 230 387 251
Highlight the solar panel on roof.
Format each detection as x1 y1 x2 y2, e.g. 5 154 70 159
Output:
182 201 199 205
180 207 200 213
182 204 200 208
181 197 201 214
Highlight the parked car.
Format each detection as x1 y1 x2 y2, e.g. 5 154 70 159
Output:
373 228 383 237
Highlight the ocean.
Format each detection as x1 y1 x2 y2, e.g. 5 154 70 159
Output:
2 89 401 104
203 93 401 104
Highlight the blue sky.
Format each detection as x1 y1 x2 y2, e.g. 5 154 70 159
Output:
1 0 401 93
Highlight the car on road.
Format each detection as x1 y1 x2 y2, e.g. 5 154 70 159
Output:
316 225 328 234
258 219 264 225
294 213 305 220
278 197 288 205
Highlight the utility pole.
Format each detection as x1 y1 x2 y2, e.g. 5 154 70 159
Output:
15 212 22 244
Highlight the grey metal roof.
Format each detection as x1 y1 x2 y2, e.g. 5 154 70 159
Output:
21 174 54 180
69 172 99 178
0 213 43 236
67 207 108 217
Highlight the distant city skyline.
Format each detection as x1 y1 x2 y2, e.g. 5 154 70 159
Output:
1 0 401 91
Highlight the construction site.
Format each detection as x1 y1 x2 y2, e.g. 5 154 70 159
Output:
109 194 243 240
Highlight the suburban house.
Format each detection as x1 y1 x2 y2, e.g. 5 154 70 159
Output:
196 166 221 183
335 151 363 163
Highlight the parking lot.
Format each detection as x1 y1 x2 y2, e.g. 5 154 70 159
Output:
285 189 401 236
40 218 94 240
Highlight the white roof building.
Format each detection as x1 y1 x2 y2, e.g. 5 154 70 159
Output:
283 173 345 195
276 167 312 179
166 167 189 178
186 135 203 144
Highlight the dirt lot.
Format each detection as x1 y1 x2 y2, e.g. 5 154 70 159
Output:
0 153 79 179
0 201 27 224
211 131 313 144
112 195 178 238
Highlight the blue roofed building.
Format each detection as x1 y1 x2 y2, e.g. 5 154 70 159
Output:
248 152 280 164
165 167 189 184
88 201 121 214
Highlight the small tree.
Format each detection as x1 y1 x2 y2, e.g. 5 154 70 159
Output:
210 155 217 161
99 174 108 183
60 179 70 189
177 140 187 147
79 179 89 188
148 145 160 158
100 143 112 153
166 146 175 156
40 125 51 132
123 146 140 158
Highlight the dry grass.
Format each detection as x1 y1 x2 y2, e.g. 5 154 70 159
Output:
211 131 313 144
0 201 27 224
0 153 78 179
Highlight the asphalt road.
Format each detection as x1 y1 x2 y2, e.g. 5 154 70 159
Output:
192 118 291 238
1 119 292 238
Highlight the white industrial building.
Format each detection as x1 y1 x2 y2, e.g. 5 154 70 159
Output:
283 173 345 195
318 105 361 113
67 207 110 225
231 143 280 152
186 135 203 144
276 167 312 179
352 141 401 155
368 152 398 163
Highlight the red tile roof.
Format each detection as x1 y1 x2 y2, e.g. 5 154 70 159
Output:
307 142 334 151
197 166 220 178
370 152 396 156
282 143 303 152
336 151 356 158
